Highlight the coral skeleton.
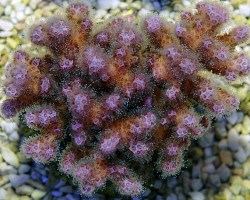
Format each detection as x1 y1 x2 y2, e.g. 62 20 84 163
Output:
1 0 249 196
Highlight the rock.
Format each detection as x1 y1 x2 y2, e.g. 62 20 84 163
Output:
16 152 30 163
242 180 250 190
239 4 250 17
234 147 247 163
242 160 250 177
59 185 73 193
1 147 20 168
0 188 7 200
131 1 142 10
228 129 239 152
30 0 41 9
204 147 213 158
192 164 201 178
236 112 244 123
31 189 47 200
9 131 20 142
208 174 221 187
226 112 238 125
0 121 18 135
230 176 242 195
0 19 14 31
219 150 233 166
204 156 217 165
0 162 17 175
52 191 63 197
190 179 203 191
97 0 120 10
202 164 215 174
190 147 203 161
215 122 227 139
166 193 177 200
8 174 29 188
16 185 34 195
0 31 14 37
198 132 214 148
16 11 26 21
217 164 231 182
6 37 19 49
19 196 31 200
26 179 47 190
217 139 228 150
154 179 163 189
18 164 31 174
0 0 10 6
188 192 205 200
0 175 8 187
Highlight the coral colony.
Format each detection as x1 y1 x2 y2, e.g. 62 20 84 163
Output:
1 0 249 196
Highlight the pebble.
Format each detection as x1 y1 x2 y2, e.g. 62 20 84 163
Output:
59 186 73 193
219 150 233 166
188 192 205 200
0 188 7 200
18 164 31 174
226 112 238 125
190 178 203 191
0 31 14 37
8 174 29 188
0 162 17 175
208 174 221 187
215 122 227 139
0 175 8 186
154 179 163 189
31 189 47 200
0 19 14 31
166 193 177 200
16 185 34 195
198 132 214 148
0 0 10 6
217 164 231 182
97 0 120 10
202 164 215 174
51 190 63 197
228 129 240 152
217 138 228 150
234 146 247 163
238 4 250 17
30 0 41 9
1 147 20 168
9 131 20 142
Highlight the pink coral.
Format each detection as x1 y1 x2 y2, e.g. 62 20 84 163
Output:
1 1 249 197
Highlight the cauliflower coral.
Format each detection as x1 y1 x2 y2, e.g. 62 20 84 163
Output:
1 0 249 197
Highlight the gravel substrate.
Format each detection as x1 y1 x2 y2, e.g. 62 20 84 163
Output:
0 0 249 200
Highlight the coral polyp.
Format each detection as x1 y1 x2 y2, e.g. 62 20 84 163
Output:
1 0 249 197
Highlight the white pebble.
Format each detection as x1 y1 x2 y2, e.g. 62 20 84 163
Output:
1 121 18 135
30 0 41 10
238 4 250 17
2 148 20 168
9 131 19 142
0 19 14 31
16 11 26 21
0 0 10 6
0 31 14 37
15 3 26 12
189 192 205 200
97 0 120 10
228 129 239 152
25 6 32 15
4 5 12 15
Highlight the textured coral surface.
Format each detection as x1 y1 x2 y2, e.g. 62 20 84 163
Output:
1 0 249 197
